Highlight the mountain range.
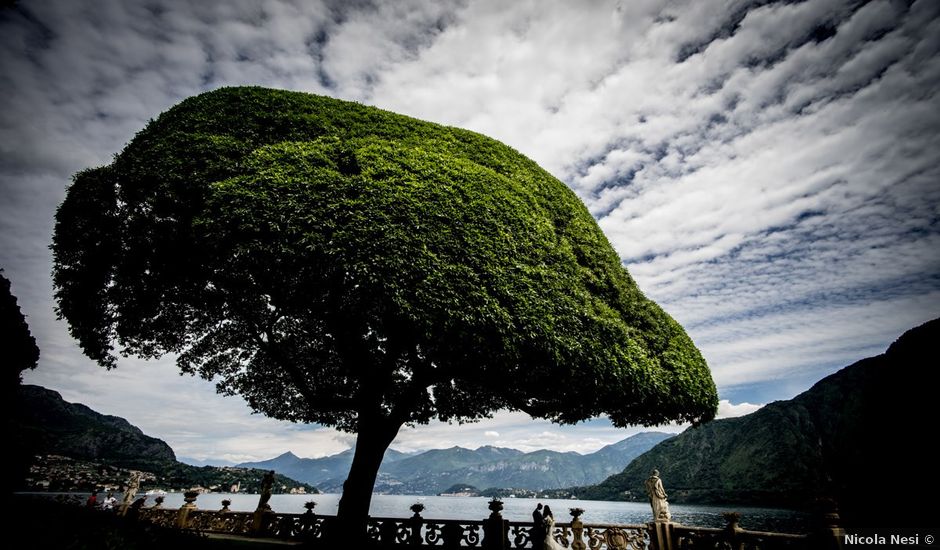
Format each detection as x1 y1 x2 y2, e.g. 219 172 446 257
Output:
578 318 938 527
238 432 673 494
10 382 670 496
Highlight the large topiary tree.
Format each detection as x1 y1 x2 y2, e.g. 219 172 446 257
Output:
53 87 717 528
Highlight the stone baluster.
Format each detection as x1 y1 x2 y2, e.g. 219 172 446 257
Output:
177 490 199 528
721 512 743 550
809 497 845 550
300 501 318 543
483 499 508 550
569 508 586 550
409 503 425 546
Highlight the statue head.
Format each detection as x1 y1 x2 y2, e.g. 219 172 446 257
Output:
651 469 660 477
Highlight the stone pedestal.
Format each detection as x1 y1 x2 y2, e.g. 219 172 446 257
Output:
251 508 275 536
649 520 675 550
810 498 845 550
408 510 424 546
569 510 586 550
482 499 508 550
177 490 199 528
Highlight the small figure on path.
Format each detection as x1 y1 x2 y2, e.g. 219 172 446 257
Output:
257 470 275 511
531 503 544 546
541 505 564 550
645 469 671 521
86 491 98 508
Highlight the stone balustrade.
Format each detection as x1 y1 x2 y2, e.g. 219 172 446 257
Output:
135 495 820 549
672 524 807 549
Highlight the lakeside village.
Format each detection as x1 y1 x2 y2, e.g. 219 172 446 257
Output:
27 456 554 500
24 455 312 495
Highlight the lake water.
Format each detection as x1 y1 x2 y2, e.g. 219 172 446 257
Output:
120 493 810 534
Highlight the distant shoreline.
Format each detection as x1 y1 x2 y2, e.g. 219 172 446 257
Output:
18 491 811 533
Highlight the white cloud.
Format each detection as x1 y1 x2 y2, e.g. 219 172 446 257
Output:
2 0 938 462
716 400 763 419
389 412 682 455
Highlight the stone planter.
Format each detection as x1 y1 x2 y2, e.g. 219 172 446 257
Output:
182 490 199 509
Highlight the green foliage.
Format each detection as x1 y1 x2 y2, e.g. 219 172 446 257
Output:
2 270 39 389
52 86 716 434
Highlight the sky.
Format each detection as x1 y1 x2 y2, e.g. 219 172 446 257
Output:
1 0 938 464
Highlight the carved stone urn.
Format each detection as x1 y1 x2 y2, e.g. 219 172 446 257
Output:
183 490 199 509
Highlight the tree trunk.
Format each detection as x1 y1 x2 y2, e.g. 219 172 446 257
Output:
335 418 402 542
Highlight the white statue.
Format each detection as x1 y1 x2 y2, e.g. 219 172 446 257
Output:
120 471 142 515
645 469 671 521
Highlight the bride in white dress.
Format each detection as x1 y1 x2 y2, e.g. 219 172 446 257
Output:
541 506 566 550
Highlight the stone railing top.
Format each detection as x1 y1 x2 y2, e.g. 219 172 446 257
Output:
672 524 806 539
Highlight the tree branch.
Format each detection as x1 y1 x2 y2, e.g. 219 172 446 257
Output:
260 334 356 412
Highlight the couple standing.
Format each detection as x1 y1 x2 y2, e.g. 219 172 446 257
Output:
531 503 565 550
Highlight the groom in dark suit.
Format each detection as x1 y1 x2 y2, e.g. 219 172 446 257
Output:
532 503 544 546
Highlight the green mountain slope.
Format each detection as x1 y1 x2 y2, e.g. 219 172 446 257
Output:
13 385 176 469
580 318 938 526
12 384 315 494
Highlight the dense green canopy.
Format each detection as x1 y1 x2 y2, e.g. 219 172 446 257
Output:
3 270 40 390
53 86 717 433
